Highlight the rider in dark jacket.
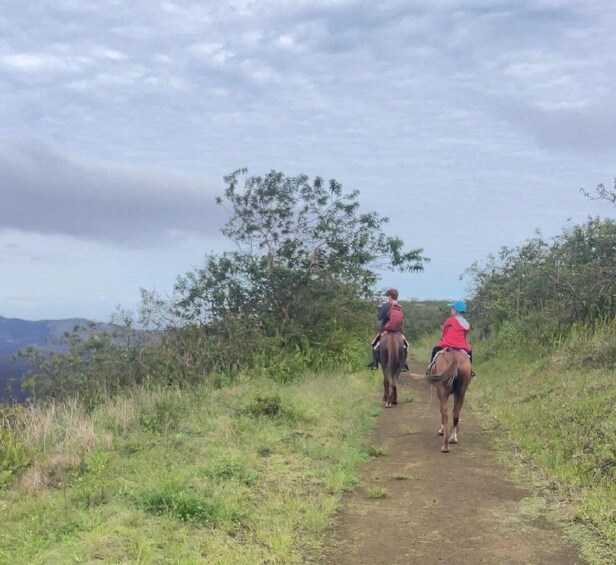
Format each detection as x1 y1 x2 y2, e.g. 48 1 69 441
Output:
367 288 409 371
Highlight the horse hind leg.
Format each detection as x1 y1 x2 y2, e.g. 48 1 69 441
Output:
438 389 450 453
383 373 391 408
391 375 398 406
450 388 467 444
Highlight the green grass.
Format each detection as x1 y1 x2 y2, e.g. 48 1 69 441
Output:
0 371 381 563
366 487 388 499
471 334 616 563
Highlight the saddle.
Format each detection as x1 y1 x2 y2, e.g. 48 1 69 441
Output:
427 347 471 373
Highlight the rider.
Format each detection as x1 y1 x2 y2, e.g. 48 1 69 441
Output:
367 288 409 371
430 300 473 370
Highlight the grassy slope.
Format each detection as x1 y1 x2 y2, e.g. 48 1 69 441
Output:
471 347 616 563
0 371 382 564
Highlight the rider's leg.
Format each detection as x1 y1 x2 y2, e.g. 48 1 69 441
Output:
367 333 381 369
402 336 409 372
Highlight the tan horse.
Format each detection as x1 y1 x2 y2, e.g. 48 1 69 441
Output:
424 348 472 453
379 331 405 408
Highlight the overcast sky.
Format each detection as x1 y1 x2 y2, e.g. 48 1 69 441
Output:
1 0 614 321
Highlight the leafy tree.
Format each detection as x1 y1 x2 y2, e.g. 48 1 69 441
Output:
171 169 427 347
20 170 427 401
398 300 450 341
465 217 616 341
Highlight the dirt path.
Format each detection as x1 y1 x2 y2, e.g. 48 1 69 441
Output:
318 360 584 565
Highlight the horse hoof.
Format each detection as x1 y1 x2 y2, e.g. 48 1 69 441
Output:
392 400 398 405
438 430 444 436
385 402 391 408
441 447 450 453
450 438 458 444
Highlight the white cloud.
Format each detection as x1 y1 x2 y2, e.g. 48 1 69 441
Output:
1 0 616 319
0 53 72 73
93 47 128 61
189 42 234 64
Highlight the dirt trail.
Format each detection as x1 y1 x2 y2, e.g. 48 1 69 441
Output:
319 360 584 565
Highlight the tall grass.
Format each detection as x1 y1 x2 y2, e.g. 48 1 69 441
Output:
472 318 616 562
0 370 381 563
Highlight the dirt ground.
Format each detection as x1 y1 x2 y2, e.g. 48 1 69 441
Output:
318 360 585 565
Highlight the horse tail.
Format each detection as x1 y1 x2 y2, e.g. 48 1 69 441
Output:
425 358 459 387
385 336 403 378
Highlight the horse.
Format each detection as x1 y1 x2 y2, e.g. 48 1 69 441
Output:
424 348 472 453
379 331 405 408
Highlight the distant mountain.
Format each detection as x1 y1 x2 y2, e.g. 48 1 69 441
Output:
0 315 102 402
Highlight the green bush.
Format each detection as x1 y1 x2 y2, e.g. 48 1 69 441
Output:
552 318 616 369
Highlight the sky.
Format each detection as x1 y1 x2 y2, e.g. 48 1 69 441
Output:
1 0 614 322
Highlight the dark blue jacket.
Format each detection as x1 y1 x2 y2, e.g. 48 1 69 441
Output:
377 302 392 331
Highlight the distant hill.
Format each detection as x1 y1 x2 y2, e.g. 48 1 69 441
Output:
0 315 102 402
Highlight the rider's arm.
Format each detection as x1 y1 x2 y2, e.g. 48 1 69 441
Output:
377 302 392 324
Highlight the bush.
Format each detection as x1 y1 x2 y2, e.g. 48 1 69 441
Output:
552 318 616 369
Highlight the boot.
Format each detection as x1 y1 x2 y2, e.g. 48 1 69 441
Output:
367 348 379 370
401 342 409 372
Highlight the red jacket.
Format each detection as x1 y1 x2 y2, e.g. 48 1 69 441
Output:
438 315 471 351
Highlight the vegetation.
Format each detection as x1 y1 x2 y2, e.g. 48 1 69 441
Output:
466 217 616 342
0 169 427 561
472 323 616 560
0 370 381 562
465 213 616 559
4 168 615 560
398 299 449 341
18 169 426 402
581 178 616 207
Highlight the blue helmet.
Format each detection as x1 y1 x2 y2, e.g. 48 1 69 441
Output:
448 300 467 313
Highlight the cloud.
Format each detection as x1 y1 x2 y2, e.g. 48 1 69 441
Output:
0 142 226 246
0 53 83 73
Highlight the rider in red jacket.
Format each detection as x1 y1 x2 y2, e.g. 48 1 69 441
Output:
431 300 473 365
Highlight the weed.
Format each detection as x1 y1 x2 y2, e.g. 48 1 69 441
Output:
0 430 33 487
138 397 181 434
367 444 389 457
367 487 388 499
204 458 259 486
244 394 283 418
137 486 223 523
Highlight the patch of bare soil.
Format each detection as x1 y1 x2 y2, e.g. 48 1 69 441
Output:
317 360 584 565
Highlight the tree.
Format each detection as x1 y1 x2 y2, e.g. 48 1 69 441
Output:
172 169 427 344
580 178 616 207
465 217 616 339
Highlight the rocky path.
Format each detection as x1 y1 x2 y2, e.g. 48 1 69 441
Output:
319 360 584 564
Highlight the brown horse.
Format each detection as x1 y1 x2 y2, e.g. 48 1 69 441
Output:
379 331 405 408
424 348 472 452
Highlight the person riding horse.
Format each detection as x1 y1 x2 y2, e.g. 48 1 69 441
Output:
430 300 474 375
367 288 409 371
